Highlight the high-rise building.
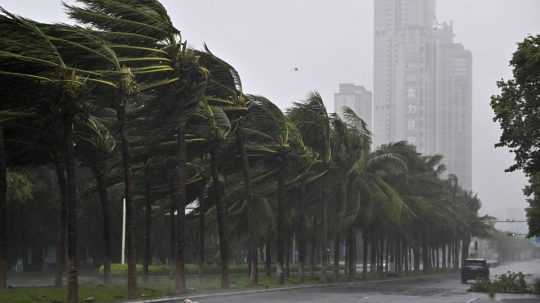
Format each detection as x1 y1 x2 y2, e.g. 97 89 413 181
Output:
373 0 437 152
334 84 373 131
373 0 472 189
435 22 472 189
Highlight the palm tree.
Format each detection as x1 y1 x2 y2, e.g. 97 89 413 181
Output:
235 122 258 284
65 0 183 295
287 92 332 282
0 10 119 302
189 100 234 288
75 116 116 284
0 124 6 289
235 94 317 284
327 108 371 279
244 95 291 284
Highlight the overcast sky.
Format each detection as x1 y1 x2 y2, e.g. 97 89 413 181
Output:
2 0 539 230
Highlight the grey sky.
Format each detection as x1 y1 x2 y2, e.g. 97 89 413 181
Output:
2 0 539 229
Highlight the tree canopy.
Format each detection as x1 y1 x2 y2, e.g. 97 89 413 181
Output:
491 35 540 237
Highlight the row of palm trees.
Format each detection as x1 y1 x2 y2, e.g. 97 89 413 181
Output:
0 1 491 302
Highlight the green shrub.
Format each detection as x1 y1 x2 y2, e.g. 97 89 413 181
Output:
99 263 269 276
469 271 530 294
98 264 169 275
533 279 540 295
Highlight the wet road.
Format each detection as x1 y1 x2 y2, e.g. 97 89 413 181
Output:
194 260 540 303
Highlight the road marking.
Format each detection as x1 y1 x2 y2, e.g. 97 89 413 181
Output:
466 298 479 303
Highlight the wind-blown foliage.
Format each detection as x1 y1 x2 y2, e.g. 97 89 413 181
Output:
0 1 492 300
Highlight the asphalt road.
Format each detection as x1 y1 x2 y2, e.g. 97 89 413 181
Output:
193 260 540 303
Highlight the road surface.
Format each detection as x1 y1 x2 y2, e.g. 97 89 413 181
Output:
193 260 540 303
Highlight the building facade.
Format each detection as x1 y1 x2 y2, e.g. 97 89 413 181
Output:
334 84 373 131
373 0 472 189
434 22 472 189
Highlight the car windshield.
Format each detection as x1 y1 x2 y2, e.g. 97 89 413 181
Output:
464 260 486 266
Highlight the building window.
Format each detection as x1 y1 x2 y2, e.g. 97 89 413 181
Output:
408 104 417 114
407 88 416 98
408 120 416 130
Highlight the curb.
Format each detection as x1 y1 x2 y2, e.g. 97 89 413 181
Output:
127 272 455 303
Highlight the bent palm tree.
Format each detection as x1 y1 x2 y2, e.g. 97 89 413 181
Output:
0 10 117 302
287 92 332 282
65 0 188 295
75 116 116 284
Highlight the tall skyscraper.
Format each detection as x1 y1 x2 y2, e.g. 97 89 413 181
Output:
435 22 473 189
373 0 472 189
334 84 373 131
373 0 437 152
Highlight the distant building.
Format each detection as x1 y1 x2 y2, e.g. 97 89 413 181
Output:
373 0 437 151
434 22 472 189
334 84 373 131
373 0 472 189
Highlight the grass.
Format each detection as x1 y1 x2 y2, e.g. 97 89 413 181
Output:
1 267 454 303
0 286 165 303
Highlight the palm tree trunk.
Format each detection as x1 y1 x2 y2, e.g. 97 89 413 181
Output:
350 230 357 279
442 244 446 270
117 104 137 298
447 242 452 269
251 246 258 282
175 125 187 293
414 247 420 272
143 163 152 283
310 239 316 278
462 236 471 262
320 185 328 283
265 236 272 277
298 233 306 283
454 240 460 268
422 241 429 273
344 229 353 280
394 241 398 273
236 128 257 285
435 245 441 270
333 236 340 280
211 149 230 289
64 114 79 303
276 165 285 284
285 232 291 281
370 236 376 273
92 165 112 285
0 126 7 289
404 244 409 274
384 238 390 273
362 232 368 279
169 175 175 280
297 187 306 284
54 158 67 288
198 195 205 279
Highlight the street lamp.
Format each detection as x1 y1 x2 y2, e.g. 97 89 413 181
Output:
121 197 126 265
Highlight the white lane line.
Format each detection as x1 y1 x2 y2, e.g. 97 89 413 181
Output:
466 298 479 303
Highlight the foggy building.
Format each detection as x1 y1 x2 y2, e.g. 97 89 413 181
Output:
373 0 472 189
434 22 472 189
373 0 437 152
334 84 373 131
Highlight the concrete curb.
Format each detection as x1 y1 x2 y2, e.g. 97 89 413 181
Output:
126 273 455 303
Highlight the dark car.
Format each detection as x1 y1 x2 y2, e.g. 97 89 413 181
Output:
461 258 490 283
